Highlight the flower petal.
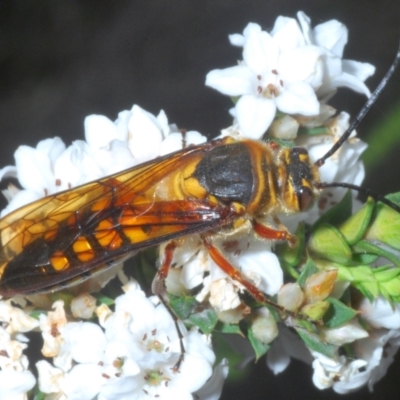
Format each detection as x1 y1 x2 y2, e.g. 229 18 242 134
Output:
84 115 118 150
235 95 276 138
127 105 163 163
15 137 65 194
313 20 348 57
342 59 375 82
330 72 372 97
228 33 245 47
0 369 36 398
243 26 278 74
236 240 283 296
275 82 319 115
360 297 400 329
271 16 305 52
205 66 256 96
278 45 323 88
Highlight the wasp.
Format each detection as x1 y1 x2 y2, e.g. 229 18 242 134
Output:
0 47 399 311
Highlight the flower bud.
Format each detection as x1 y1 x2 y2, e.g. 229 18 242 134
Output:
250 308 278 345
304 270 338 303
277 282 304 312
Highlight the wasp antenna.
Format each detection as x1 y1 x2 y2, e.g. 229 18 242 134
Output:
315 42 400 168
316 181 400 213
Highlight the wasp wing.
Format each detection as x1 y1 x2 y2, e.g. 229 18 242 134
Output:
0 139 238 296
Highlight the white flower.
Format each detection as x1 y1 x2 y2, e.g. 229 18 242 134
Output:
99 282 216 399
0 105 206 216
36 360 64 395
0 137 66 216
36 282 219 400
296 11 375 99
0 326 36 399
39 300 68 359
206 22 320 139
320 321 368 346
359 296 400 329
309 325 400 394
0 300 39 334
70 293 97 319
194 358 229 400
0 369 36 400
311 351 368 392
206 12 374 139
353 328 400 392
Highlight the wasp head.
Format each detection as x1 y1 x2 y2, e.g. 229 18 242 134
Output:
278 147 320 213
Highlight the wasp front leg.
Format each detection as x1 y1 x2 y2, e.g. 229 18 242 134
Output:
252 218 297 247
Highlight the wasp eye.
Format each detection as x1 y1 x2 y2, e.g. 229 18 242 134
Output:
298 187 314 211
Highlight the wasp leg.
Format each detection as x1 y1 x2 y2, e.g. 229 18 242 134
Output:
152 241 177 296
202 237 299 316
151 240 185 372
252 219 296 247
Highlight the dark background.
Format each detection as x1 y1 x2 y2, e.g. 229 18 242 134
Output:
0 1 399 399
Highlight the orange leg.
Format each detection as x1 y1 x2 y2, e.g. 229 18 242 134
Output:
202 237 300 318
252 219 296 246
151 240 185 372
152 241 177 296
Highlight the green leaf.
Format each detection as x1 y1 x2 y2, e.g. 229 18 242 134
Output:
374 265 400 282
365 203 400 250
296 328 337 358
168 295 197 320
231 95 240 105
308 223 352 264
298 126 330 136
324 298 358 328
385 192 400 206
335 264 385 301
212 332 251 383
353 240 400 268
215 322 243 335
312 190 352 230
29 310 43 320
189 308 218 334
93 293 115 306
297 257 319 288
265 138 295 148
301 301 330 321
338 197 375 245
33 390 46 400
352 252 378 264
248 324 270 361
50 292 74 309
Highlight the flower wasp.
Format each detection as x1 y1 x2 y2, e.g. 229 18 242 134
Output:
0 46 399 322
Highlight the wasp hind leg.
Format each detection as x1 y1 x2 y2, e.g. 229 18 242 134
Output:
151 240 185 372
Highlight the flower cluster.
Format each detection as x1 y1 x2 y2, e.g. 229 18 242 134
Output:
1 283 226 399
36 282 221 399
0 106 206 217
0 10 399 400
206 11 375 140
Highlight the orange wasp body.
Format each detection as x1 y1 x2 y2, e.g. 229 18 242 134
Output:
0 136 319 298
